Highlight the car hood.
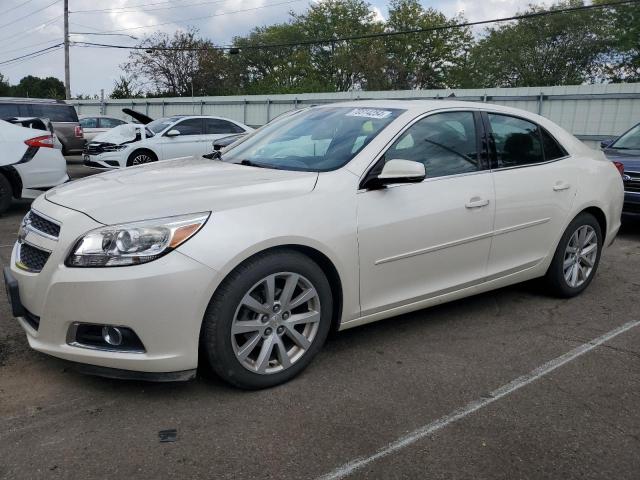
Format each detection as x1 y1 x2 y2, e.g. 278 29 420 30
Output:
45 157 319 225
92 123 144 144
603 148 640 172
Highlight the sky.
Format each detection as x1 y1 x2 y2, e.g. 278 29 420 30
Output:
0 0 551 97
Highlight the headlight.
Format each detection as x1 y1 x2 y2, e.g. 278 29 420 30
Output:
66 212 210 267
101 144 127 152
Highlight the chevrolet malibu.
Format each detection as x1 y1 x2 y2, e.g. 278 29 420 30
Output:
5 101 624 389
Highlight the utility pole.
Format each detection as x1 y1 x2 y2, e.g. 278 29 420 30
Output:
64 0 70 99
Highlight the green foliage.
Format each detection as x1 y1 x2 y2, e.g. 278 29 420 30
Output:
466 0 609 87
0 75 66 99
118 0 639 96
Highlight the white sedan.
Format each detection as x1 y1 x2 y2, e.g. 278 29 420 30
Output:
83 115 253 169
0 119 68 213
6 101 623 389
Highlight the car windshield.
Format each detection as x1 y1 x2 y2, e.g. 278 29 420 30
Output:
147 117 181 134
611 124 640 150
222 107 404 171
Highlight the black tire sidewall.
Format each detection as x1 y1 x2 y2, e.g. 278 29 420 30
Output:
0 173 13 215
201 251 333 389
126 150 157 167
547 213 603 297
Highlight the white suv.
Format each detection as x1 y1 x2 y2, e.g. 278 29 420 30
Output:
83 115 253 169
0 119 68 213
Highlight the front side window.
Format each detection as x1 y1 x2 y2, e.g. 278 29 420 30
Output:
382 111 480 178
147 117 182 134
205 118 244 134
79 117 98 128
171 118 203 136
222 107 403 172
611 124 640 150
488 114 544 167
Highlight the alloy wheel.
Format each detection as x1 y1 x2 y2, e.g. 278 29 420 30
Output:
132 154 153 165
563 225 598 288
231 272 321 374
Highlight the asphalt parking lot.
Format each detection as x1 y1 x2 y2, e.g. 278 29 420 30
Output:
1 159 639 479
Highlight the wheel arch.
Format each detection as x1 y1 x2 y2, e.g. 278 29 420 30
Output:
580 206 607 240
127 147 158 165
0 166 22 198
208 243 344 334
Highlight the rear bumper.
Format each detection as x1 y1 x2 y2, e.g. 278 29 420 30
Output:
622 191 640 216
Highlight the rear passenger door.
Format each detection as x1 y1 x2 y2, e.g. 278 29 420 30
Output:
485 112 577 278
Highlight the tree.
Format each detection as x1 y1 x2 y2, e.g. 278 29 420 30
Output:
110 75 143 99
384 0 473 89
0 73 10 96
10 75 65 99
466 0 609 87
594 0 640 82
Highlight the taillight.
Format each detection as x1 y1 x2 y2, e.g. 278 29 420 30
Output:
75 125 84 138
24 135 54 148
613 161 625 176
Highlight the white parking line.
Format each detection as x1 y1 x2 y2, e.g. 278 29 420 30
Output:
318 320 640 480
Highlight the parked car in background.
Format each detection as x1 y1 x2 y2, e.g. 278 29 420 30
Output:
3 116 63 150
0 98 83 154
83 115 253 169
5 101 623 389
0 119 68 213
79 115 128 142
602 122 640 218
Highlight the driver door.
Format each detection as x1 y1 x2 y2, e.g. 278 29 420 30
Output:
159 118 205 159
357 111 495 316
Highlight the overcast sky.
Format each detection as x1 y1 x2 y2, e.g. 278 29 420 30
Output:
0 0 550 96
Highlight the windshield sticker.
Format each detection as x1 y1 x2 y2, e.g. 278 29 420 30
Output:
345 108 393 119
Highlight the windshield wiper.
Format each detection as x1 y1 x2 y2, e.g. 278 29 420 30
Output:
239 159 276 169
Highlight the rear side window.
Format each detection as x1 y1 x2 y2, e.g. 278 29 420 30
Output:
488 114 544 167
540 128 568 160
204 118 244 134
100 118 125 128
384 111 480 178
172 118 203 135
30 104 79 122
79 117 98 128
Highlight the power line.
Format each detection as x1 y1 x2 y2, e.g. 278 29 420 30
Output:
71 0 234 14
0 0 61 31
0 38 62 55
0 0 36 16
0 13 62 44
0 43 62 66
69 0 307 35
0 46 62 69
71 0 640 53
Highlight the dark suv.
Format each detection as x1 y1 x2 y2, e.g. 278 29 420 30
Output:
0 98 84 154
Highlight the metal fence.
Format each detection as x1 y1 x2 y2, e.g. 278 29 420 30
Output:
69 83 640 148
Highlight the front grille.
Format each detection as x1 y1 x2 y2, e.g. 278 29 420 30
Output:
624 172 640 193
18 243 50 272
28 211 60 238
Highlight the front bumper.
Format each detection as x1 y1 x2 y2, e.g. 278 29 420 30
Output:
9 198 219 376
622 191 640 217
82 152 125 169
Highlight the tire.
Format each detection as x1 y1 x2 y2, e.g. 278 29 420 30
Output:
0 173 13 215
200 250 333 389
126 149 157 167
544 212 603 298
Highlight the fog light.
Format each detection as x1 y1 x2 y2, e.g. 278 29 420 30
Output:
102 326 123 346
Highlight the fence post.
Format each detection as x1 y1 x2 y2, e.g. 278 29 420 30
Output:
266 98 271 123
200 100 204 115
100 89 105 115
537 92 544 115
145 101 149 116
161 100 165 116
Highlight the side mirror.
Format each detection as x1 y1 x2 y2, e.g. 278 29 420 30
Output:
365 159 426 189
165 129 181 137
601 137 616 149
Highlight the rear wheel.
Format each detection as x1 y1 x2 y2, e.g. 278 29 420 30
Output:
0 173 13 215
126 149 157 167
544 212 602 297
200 250 333 389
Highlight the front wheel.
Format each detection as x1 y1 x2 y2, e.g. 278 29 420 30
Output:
544 212 603 297
126 149 157 167
200 250 333 389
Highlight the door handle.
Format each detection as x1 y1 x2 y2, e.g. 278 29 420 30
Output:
465 197 490 209
553 182 571 191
